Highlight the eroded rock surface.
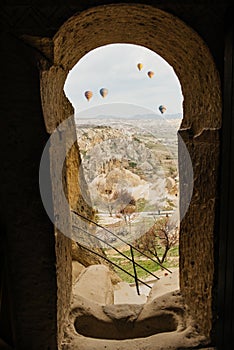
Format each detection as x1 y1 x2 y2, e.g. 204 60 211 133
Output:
63 291 208 349
72 261 85 284
73 265 114 305
103 304 143 322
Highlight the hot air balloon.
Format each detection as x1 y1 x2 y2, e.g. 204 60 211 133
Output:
84 90 93 101
159 105 167 114
147 71 154 78
137 63 143 71
100 88 108 98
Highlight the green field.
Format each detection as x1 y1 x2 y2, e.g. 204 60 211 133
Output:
106 245 179 283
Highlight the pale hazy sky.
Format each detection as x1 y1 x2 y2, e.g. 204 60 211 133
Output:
64 44 183 117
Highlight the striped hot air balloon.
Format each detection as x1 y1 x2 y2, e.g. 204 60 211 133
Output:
159 105 167 114
84 90 93 101
147 71 154 78
100 88 108 98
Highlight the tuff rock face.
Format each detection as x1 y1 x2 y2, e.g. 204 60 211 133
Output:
63 289 209 349
1 2 228 350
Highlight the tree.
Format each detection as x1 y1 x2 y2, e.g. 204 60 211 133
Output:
133 215 179 264
101 187 136 220
116 189 136 225
103 188 119 217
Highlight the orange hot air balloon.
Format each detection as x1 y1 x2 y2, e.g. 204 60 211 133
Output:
100 88 108 98
84 90 93 101
147 71 154 78
137 63 143 71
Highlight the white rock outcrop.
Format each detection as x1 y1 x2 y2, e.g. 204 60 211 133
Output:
72 261 85 284
73 264 114 305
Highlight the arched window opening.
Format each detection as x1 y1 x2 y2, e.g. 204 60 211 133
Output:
64 43 184 304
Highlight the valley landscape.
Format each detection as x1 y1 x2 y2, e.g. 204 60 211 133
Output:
75 114 182 281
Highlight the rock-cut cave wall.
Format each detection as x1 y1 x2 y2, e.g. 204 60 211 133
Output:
37 4 222 342
0 2 228 349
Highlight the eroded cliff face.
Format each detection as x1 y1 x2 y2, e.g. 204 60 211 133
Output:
76 122 179 215
66 141 121 285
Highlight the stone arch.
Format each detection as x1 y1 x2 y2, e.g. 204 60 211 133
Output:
39 3 221 342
